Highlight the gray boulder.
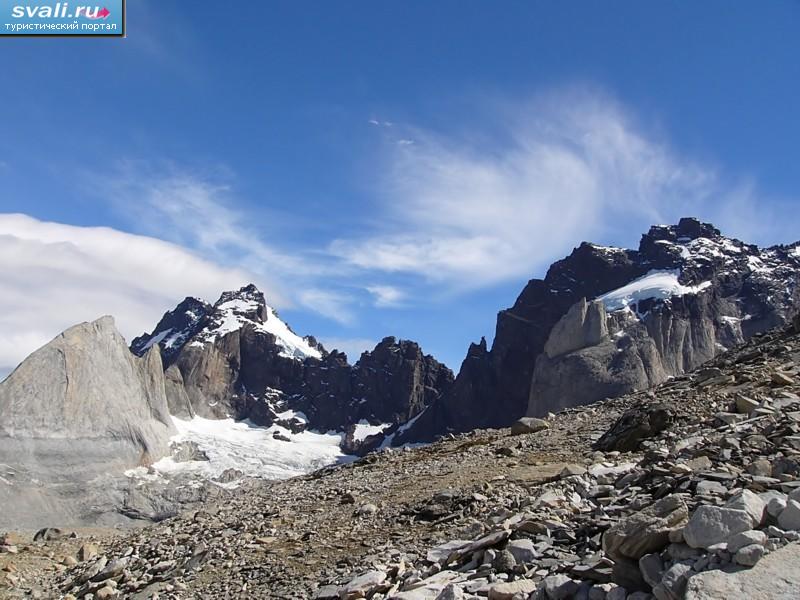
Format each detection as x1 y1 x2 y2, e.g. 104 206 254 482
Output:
777 499 800 530
510 417 549 435
603 495 688 561
726 490 766 527
684 542 800 599
683 506 753 549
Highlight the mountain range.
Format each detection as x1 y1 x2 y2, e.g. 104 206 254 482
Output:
1 217 799 528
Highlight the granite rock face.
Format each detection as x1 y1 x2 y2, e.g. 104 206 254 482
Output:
0 316 176 528
0 316 174 471
401 218 800 442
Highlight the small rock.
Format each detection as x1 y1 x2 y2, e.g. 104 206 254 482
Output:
542 574 579 599
32 527 70 542
510 417 549 435
356 503 378 517
778 499 800 530
559 464 587 477
606 586 627 600
506 538 537 565
436 584 464 600
342 570 388 598
660 563 692 599
734 543 765 566
488 578 538 600
90 557 131 582
772 371 795 386
314 585 342 599
638 553 664 588
695 480 727 496
735 395 760 414
0 532 23 546
727 530 767 553
603 495 688 560
78 543 98 562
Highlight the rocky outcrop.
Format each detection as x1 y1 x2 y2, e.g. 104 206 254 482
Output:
0 316 176 529
298 337 453 432
543 298 608 359
130 297 212 365
401 218 800 442
0 316 174 471
133 286 453 435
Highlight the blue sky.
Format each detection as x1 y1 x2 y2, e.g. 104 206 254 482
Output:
1 1 799 373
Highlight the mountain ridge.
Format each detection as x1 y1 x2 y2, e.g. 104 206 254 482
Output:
131 284 454 440
397 217 800 444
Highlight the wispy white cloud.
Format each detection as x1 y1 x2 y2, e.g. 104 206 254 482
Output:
297 289 356 325
366 285 406 307
0 213 264 372
100 164 322 279
333 88 791 289
89 162 361 320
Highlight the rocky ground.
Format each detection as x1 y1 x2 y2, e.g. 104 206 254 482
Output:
3 319 800 599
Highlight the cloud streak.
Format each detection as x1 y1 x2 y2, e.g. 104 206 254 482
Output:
332 89 791 289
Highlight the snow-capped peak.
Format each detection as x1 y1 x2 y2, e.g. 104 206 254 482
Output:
132 285 322 363
188 285 322 361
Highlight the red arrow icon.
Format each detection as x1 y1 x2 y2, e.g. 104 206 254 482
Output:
87 7 110 19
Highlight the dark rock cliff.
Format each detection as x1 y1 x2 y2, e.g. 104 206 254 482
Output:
399 218 800 443
132 286 453 435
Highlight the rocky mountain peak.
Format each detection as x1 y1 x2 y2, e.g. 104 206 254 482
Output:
399 218 800 443
133 284 322 366
644 216 721 244
130 296 212 364
213 283 269 322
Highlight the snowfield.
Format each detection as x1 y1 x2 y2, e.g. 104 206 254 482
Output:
130 416 355 484
598 269 712 312
352 420 390 441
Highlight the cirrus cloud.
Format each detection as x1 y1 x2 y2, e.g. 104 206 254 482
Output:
331 89 791 289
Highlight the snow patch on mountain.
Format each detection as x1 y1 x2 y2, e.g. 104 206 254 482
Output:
190 297 322 360
130 415 353 483
353 420 389 441
598 269 712 312
139 328 171 352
